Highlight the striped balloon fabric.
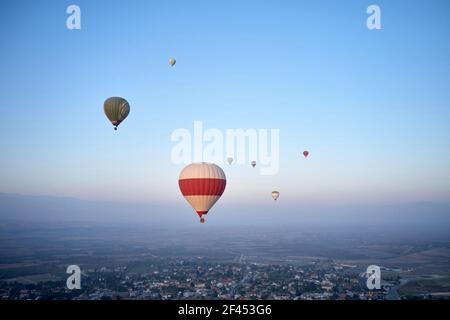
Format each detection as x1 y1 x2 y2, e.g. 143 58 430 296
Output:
178 163 226 223
103 97 130 130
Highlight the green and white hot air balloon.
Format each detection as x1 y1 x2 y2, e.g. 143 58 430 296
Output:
103 97 130 130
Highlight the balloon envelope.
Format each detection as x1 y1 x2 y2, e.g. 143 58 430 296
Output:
179 163 226 222
251 161 256 168
104 97 130 130
303 150 309 158
169 58 176 66
227 157 233 165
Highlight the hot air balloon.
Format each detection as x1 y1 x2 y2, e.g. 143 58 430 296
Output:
227 157 233 165
169 58 176 67
272 191 280 201
251 161 256 168
179 163 226 223
303 150 309 158
104 97 130 130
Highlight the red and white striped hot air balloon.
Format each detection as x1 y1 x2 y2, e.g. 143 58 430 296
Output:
178 163 226 223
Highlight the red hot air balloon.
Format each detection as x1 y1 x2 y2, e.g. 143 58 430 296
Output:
303 150 309 158
178 163 226 223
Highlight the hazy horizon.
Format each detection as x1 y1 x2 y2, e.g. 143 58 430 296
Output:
1 193 449 240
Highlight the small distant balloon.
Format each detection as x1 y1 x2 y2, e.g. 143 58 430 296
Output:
303 150 309 158
272 191 280 201
169 58 176 67
251 161 256 168
227 157 233 165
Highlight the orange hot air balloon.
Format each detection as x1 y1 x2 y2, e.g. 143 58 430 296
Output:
178 163 226 223
303 150 309 158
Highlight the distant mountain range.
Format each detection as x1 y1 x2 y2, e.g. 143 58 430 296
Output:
0 193 450 237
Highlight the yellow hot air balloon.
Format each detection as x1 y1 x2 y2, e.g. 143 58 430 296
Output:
169 58 176 67
272 191 280 201
104 97 130 130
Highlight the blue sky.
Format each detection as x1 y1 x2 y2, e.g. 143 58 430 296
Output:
0 0 449 212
